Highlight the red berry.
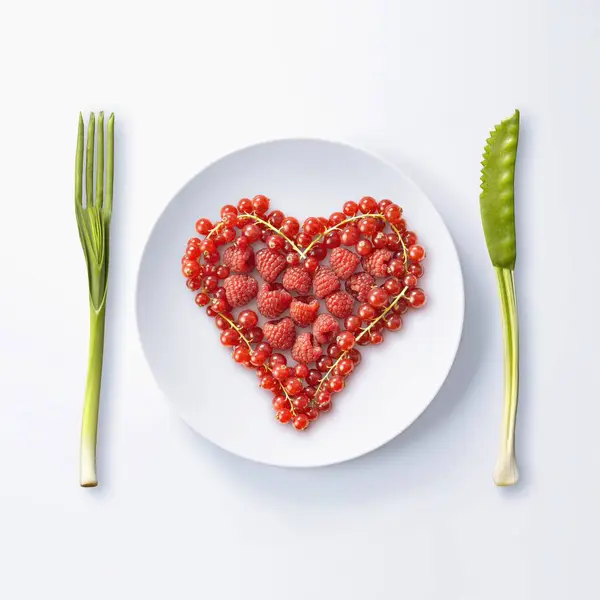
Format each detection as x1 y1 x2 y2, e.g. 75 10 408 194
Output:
290 296 320 327
195 292 209 307
386 233 402 251
257 283 292 318
404 231 418 246
306 369 322 386
276 408 293 424
408 288 427 308
303 217 323 236
268 210 285 228
372 231 387 249
242 223 261 243
283 265 312 294
263 317 296 350
313 266 341 298
343 201 358 216
337 358 354 376
384 203 403 224
204 274 219 292
392 299 409 315
368 287 388 308
327 343 343 359
238 198 252 213
182 260 201 279
358 303 376 320
378 199 392 212
359 196 377 214
305 407 319 421
238 309 258 329
408 263 424 278
272 395 290 411
185 244 202 260
303 257 319 273
348 348 362 364
204 250 220 264
220 329 240 346
267 235 286 251
324 231 342 249
291 333 322 363
272 364 292 381
316 390 331 406
403 274 418 289
281 217 300 237
186 277 203 291
329 212 346 227
308 242 327 261
293 414 310 430
356 239 373 256
346 271 375 303
388 258 405 278
370 331 384 345
358 217 377 236
246 326 264 343
328 375 345 393
384 314 403 331
292 394 309 412
285 377 303 396
330 247 360 280
313 313 341 345
296 232 313 248
295 363 309 379
286 252 300 266
325 291 354 319
223 274 259 308
344 315 362 333
362 248 392 278
341 226 359 246
336 331 355 351
195 218 213 235
408 244 426 262
316 355 333 373
252 195 270 215
384 277 402 296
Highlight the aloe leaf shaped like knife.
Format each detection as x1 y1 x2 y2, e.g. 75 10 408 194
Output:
480 109 520 486
75 112 114 487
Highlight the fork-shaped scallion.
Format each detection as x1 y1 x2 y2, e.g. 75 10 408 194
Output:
75 112 114 487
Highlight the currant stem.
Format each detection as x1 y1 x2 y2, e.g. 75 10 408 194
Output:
237 213 305 256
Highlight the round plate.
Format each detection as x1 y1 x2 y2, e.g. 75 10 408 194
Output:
136 138 464 467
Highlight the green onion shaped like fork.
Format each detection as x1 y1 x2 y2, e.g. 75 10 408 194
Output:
480 110 520 486
74 112 114 487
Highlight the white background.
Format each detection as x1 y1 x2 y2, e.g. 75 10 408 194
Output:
0 1 598 598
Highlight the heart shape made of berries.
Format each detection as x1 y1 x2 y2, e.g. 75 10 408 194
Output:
181 195 427 431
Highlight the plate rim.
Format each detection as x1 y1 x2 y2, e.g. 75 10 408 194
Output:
135 136 465 467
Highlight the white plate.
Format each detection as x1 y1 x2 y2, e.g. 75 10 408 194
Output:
136 138 464 467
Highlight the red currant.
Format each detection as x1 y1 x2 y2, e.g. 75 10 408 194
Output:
378 199 392 212
348 348 362 364
295 363 309 379
408 244 426 262
260 375 278 391
195 218 213 235
328 212 346 227
296 232 313 248
384 314 403 331
182 260 201 279
316 390 331 406
386 233 401 252
293 414 310 431
267 235 286 251
337 358 354 376
236 235 249 249
327 343 342 359
324 231 342 249
233 346 251 363
358 217 377 236
222 227 236 243
306 369 322 386
368 287 388 308
343 201 358 217
303 257 319 273
372 231 387 249
286 252 300 266
336 331 356 351
328 375 345 393
292 394 309 412
356 239 373 256
246 326 264 343
252 195 270 215
408 288 427 308
403 274 418 289
185 244 202 260
303 217 323 236
316 356 333 373
305 407 319 421
370 331 384 345
388 259 405 278
238 309 258 329
384 204 403 224
272 364 291 381
242 223 261 243
359 196 377 214
358 303 376 320
281 217 300 237
408 263 424 278
238 198 252 213
308 243 327 261
268 210 285 228
195 292 209 307
341 226 359 246
276 408 292 424
220 329 240 346
186 277 203 291
285 377 303 396
344 315 362 333
404 231 418 246
272 395 290 411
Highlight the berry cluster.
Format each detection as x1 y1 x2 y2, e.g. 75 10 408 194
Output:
180 195 427 431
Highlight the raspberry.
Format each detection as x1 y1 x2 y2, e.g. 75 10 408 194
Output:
257 283 292 318
223 245 255 273
313 313 340 345
330 247 360 280
325 291 354 319
362 248 392 278
282 265 312 294
290 295 320 327
263 317 296 350
312 266 341 299
291 333 323 363
346 271 375 302
223 275 258 308
256 248 286 283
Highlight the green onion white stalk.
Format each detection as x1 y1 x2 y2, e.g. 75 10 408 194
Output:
75 112 115 487
479 110 520 486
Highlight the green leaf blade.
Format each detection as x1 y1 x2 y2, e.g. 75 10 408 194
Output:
480 109 520 269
